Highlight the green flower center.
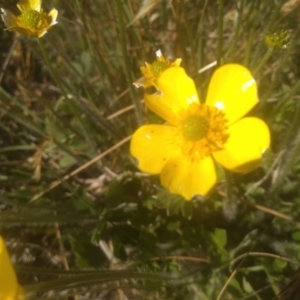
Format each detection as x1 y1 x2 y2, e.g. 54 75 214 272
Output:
264 29 292 50
181 114 208 141
19 10 41 29
151 61 169 78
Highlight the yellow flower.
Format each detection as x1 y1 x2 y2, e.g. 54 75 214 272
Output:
0 236 25 300
1 0 58 38
134 50 182 88
130 63 270 200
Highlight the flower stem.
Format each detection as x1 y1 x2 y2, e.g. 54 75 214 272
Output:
38 40 68 99
271 124 300 195
217 0 224 66
38 40 101 158
262 28 299 102
223 169 237 221
225 0 245 61
251 0 286 66
180 0 195 58
113 0 142 125
283 93 300 146
243 27 255 67
253 47 273 76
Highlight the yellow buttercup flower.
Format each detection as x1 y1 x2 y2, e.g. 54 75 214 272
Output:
0 236 25 299
130 62 270 200
134 50 182 88
1 0 58 38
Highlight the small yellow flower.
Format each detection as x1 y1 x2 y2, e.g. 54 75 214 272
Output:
130 62 270 200
134 50 182 88
0 236 25 299
1 0 58 38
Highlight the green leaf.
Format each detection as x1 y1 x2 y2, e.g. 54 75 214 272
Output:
292 230 300 242
91 219 108 244
68 232 106 268
59 153 77 169
211 228 227 248
229 277 244 294
181 201 193 219
272 259 287 273
242 276 254 294
148 191 187 216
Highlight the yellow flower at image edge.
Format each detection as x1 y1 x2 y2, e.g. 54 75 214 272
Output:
1 0 58 38
130 63 270 200
0 236 25 300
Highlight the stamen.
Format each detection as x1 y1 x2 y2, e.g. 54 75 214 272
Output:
178 104 229 160
150 60 170 78
19 10 41 29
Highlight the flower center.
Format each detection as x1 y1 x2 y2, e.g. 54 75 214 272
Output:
19 10 41 29
177 104 229 160
150 61 169 78
181 115 208 141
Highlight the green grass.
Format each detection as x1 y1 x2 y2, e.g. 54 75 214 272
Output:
1 0 300 299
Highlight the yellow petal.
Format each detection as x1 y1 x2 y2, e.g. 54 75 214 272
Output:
206 64 258 125
17 0 41 12
212 117 270 173
0 236 21 299
130 125 180 174
37 30 48 38
48 8 58 25
160 155 217 200
135 54 181 88
1 10 18 28
28 0 41 11
144 67 200 125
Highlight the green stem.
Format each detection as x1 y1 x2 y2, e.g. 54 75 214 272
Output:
262 28 299 103
283 96 300 147
253 48 273 75
43 35 121 139
217 0 224 66
225 0 245 61
113 0 142 124
251 0 286 67
38 40 99 162
223 169 237 221
243 27 255 67
271 124 300 195
24 271 169 293
38 40 68 100
243 1 259 66
180 0 195 57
